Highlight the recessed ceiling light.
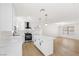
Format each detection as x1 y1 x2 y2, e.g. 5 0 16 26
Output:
45 24 48 26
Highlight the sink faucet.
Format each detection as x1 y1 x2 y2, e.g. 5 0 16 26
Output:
13 26 17 36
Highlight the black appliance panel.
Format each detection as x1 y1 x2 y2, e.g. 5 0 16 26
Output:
25 22 31 29
25 33 32 41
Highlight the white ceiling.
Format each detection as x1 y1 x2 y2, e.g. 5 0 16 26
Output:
14 3 79 24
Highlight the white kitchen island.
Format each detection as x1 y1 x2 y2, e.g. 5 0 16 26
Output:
33 35 54 56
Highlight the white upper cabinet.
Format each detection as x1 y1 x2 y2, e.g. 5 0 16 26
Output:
0 3 15 31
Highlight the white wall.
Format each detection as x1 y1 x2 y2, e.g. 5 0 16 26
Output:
16 16 39 30
0 3 13 31
42 23 59 37
16 17 25 31
16 16 60 37
16 16 40 35
55 21 79 39
12 4 16 27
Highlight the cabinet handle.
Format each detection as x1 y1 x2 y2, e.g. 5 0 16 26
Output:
39 42 41 46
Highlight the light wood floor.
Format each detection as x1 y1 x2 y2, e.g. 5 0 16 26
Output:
54 37 79 56
22 37 79 56
22 42 44 56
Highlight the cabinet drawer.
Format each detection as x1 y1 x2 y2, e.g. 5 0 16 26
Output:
39 38 53 55
0 47 7 56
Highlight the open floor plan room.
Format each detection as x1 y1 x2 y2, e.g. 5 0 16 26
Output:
0 3 79 56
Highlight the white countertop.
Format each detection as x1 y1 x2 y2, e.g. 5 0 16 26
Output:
33 34 56 40
59 35 79 40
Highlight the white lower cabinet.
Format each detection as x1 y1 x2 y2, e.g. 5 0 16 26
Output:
7 36 24 56
34 35 53 56
0 46 7 56
0 35 24 56
0 35 10 56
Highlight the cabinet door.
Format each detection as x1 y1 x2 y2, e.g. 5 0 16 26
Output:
33 35 38 45
0 42 8 56
7 36 23 56
0 47 7 56
40 37 53 56
0 4 13 31
33 35 41 50
44 39 53 55
0 33 10 56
